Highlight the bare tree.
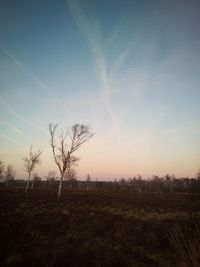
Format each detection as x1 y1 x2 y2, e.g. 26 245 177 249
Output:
23 145 42 193
32 172 42 188
65 167 78 180
46 170 57 182
46 170 57 189
0 160 5 182
197 169 200 181
65 168 78 189
86 174 91 191
49 123 93 199
5 164 16 187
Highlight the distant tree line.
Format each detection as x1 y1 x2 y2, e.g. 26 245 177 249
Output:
112 174 200 193
4 171 200 194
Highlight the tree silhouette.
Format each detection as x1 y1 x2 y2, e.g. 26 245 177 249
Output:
23 145 42 193
49 123 93 199
0 160 5 182
5 164 16 187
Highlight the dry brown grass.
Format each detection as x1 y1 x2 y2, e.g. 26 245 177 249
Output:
170 223 200 267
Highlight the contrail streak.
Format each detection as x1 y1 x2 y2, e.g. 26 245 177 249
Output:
0 120 24 136
1 134 18 144
0 45 67 110
6 106 49 134
68 0 119 129
0 99 49 135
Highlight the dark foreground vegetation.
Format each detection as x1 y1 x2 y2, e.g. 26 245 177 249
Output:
0 189 200 267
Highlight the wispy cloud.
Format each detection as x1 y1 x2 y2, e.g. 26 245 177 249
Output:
68 0 120 129
0 45 67 110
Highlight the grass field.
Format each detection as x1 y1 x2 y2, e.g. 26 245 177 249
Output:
0 189 200 267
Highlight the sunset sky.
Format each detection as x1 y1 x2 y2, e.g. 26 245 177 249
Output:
0 0 200 180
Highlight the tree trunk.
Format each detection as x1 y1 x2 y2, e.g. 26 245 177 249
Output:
58 176 63 200
25 173 31 193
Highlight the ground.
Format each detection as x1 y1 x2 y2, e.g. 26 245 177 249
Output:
0 189 200 267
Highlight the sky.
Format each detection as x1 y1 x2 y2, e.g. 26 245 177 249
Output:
0 0 200 180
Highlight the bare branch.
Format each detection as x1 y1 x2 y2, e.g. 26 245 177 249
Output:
49 123 62 174
70 124 94 153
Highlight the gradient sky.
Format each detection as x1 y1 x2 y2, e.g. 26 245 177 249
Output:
0 0 200 180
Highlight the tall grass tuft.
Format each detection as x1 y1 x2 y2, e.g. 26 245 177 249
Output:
170 223 200 267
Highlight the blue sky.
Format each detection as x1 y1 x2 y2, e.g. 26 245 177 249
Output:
0 0 200 179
